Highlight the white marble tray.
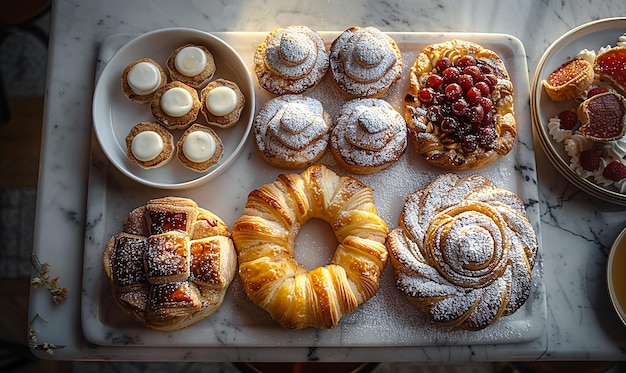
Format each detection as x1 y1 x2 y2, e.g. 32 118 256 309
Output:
81 31 545 347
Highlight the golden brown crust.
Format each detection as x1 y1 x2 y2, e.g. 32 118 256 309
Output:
121 58 168 104
176 123 224 172
404 39 516 170
231 165 389 329
254 26 329 96
150 81 201 130
387 174 538 330
102 197 236 331
253 94 332 169
199 79 245 128
542 57 594 101
330 98 407 174
329 26 402 98
166 44 216 89
125 121 175 169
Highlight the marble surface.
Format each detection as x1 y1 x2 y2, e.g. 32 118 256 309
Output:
29 0 626 362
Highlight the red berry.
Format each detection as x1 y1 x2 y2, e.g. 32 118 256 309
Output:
603 160 626 181
587 86 609 98
579 150 600 172
557 110 578 130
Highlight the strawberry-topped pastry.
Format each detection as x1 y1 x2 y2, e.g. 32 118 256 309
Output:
544 36 626 193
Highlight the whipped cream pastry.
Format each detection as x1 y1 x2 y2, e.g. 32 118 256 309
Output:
131 130 163 161
160 87 194 117
126 61 162 95
205 86 238 116
182 130 217 162
174 46 208 77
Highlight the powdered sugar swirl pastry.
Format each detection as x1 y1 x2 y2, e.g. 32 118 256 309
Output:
330 98 407 174
387 173 538 331
329 26 402 98
254 94 332 169
254 26 329 95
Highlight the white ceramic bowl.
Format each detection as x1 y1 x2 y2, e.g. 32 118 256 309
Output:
92 28 255 189
607 226 626 327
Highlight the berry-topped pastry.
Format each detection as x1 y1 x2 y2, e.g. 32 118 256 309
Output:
404 39 516 170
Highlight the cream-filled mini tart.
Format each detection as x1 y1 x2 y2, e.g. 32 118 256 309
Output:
151 81 201 130
125 121 175 169
200 79 245 128
166 44 216 89
121 58 167 103
176 123 224 172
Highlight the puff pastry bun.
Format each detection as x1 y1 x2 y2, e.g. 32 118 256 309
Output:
404 39 516 170
232 165 389 329
330 98 407 174
387 173 538 330
102 197 236 331
254 26 329 95
329 26 402 98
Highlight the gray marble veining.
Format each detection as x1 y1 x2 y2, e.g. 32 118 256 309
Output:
29 0 626 362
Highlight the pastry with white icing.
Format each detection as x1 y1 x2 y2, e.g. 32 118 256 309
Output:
150 81 201 130
121 58 167 103
200 79 245 128
125 121 175 169
176 123 223 172
330 98 407 174
166 44 216 89
387 173 538 331
254 26 329 95
253 94 332 169
329 26 402 98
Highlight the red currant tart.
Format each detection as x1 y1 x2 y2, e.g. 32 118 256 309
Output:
404 39 516 170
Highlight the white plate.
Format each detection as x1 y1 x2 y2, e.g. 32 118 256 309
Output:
92 28 255 189
608 225 626 327
531 17 626 205
82 31 545 348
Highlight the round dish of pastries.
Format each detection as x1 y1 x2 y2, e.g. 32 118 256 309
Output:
404 39 516 170
386 173 538 330
102 197 236 331
231 165 389 329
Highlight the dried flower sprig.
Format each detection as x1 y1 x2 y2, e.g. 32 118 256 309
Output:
28 313 65 356
30 254 69 304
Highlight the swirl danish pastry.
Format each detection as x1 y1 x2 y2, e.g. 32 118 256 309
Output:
254 26 329 95
102 197 236 331
329 26 402 98
232 165 389 329
254 94 332 169
331 98 407 174
387 174 538 330
404 39 516 170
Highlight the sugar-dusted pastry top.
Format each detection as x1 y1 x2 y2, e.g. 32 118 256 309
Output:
329 26 402 98
387 173 538 331
102 197 236 331
330 98 407 174
253 94 332 169
254 25 329 95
